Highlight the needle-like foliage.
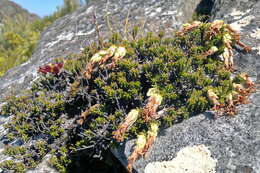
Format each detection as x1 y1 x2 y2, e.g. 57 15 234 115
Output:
0 21 254 173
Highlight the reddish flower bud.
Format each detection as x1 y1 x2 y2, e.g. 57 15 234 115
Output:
38 62 64 75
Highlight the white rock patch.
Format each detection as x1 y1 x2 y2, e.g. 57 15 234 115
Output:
76 28 95 36
229 9 251 20
230 15 254 31
250 28 260 55
250 28 260 40
225 8 253 32
46 32 75 48
144 145 217 173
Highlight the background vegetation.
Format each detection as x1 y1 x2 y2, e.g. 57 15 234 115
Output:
0 0 86 77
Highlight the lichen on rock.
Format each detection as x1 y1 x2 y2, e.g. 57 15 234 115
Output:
144 145 217 173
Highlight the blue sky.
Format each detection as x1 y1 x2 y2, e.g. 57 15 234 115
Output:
10 0 64 17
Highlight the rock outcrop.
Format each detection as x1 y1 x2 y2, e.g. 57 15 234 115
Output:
0 0 259 173
112 0 260 172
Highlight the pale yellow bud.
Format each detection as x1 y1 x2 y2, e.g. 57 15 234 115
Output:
90 50 108 63
154 94 163 105
147 88 163 105
211 20 224 27
229 55 234 66
223 33 232 44
207 89 220 108
192 21 202 26
125 109 140 129
209 46 218 53
227 93 232 99
147 88 160 97
148 122 159 138
222 48 230 59
99 50 108 56
136 134 147 150
233 83 244 91
107 45 117 56
182 23 191 27
114 47 127 59
90 54 102 63
226 93 233 104
239 72 248 81
207 89 218 99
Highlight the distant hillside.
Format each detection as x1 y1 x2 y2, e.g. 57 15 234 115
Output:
0 0 39 23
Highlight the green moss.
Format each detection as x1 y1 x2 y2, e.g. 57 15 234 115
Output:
35 141 48 156
0 160 26 173
187 89 209 113
3 146 26 156
49 156 68 173
49 125 65 138
49 147 72 173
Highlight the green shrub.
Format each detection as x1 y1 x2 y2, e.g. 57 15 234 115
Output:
0 21 253 172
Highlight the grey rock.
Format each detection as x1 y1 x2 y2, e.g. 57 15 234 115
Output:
114 98 260 173
112 0 260 173
0 0 201 102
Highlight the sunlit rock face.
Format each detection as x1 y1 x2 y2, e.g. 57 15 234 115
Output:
0 0 201 102
112 0 260 173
